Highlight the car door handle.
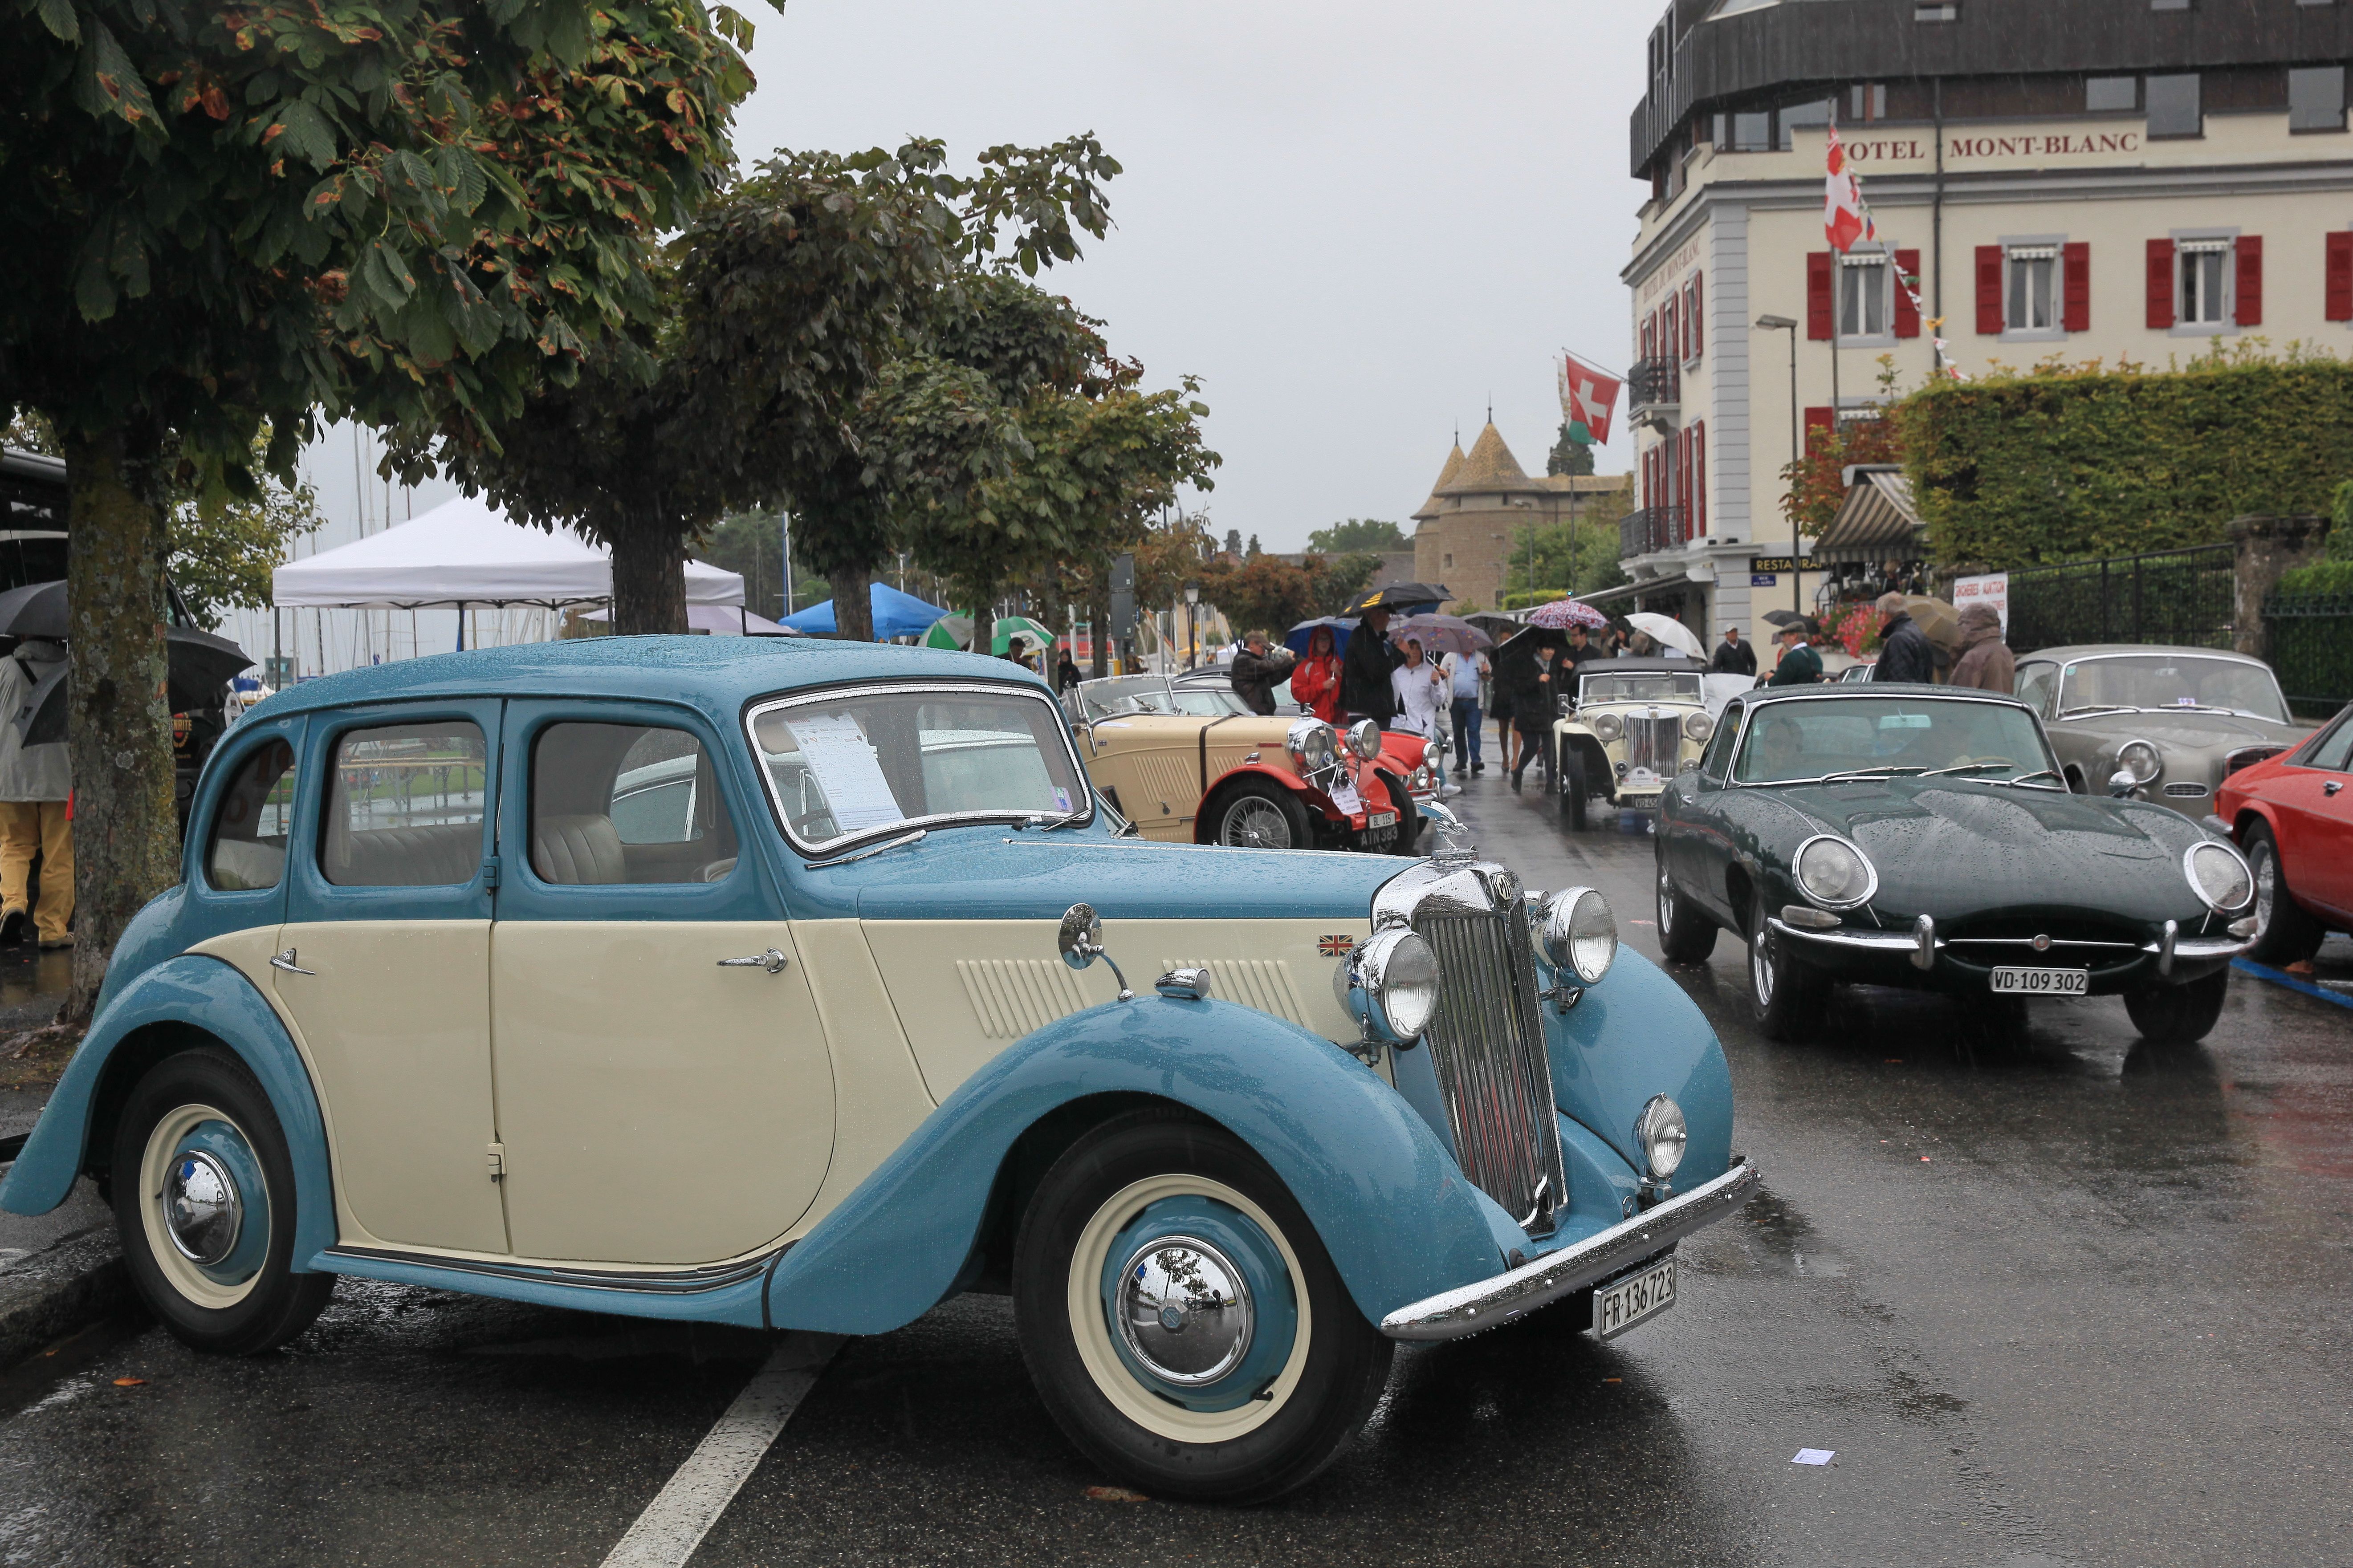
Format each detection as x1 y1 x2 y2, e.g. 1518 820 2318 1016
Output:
2328 780 2344 796
717 948 790 975
269 948 316 976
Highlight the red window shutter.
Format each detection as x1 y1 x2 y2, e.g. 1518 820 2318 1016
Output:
1804 406 1835 452
1678 429 1693 539
2236 234 2263 326
1689 274 1704 360
2147 239 2176 329
1807 252 1835 340
1893 250 1921 338
2062 242 2091 332
1975 245 2004 335
2328 232 2353 322
1692 421 1707 536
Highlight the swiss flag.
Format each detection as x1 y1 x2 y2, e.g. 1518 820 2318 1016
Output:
1824 121 1874 255
1560 354 1622 445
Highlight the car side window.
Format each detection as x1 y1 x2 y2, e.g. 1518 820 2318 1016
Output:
2015 663 2056 717
320 722 488 887
205 739 298 892
2302 715 2353 773
531 722 740 886
1700 704 1742 780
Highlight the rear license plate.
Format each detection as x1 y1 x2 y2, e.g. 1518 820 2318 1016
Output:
1366 810 1397 828
1990 967 2088 995
1593 1255 1675 1338
1619 794 1660 812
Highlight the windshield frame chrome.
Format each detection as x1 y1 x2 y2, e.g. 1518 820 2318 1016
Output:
1724 689 2064 790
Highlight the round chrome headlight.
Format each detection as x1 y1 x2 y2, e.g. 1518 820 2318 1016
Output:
1345 718 1383 760
1591 712 1623 743
1286 718 1338 776
2184 839 2254 914
1634 1094 1688 1181
1683 710 1714 743
1794 834 1877 909
1336 926 1441 1044
2117 739 2162 785
1538 886 1618 985
1409 764 1433 792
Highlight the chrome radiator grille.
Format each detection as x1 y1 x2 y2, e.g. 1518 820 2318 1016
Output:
1415 908 1569 1234
1623 712 1682 776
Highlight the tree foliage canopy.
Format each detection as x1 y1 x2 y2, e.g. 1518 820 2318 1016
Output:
1305 518 1405 555
1546 422 1596 477
1198 551 1380 637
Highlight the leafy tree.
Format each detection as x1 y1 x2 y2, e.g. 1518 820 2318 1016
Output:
1312 553 1385 617
1199 551 1378 638
2 0 751 1019
1779 417 1901 537
1305 518 1407 554
1500 518 1631 603
1547 422 1596 476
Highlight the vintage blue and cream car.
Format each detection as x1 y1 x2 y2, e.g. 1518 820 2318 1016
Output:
0 640 1753 1502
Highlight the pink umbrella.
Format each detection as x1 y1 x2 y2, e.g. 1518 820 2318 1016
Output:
1386 613 1493 658
1525 598 1609 631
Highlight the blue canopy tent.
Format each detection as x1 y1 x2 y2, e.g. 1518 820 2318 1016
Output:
1286 616 1356 657
780 582 949 639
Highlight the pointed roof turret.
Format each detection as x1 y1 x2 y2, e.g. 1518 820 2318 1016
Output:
1441 423 1546 497
1411 440 1468 521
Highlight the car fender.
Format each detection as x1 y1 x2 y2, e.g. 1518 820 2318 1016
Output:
1543 948 1735 1187
1195 764 1346 841
0 955 338 1270
764 996 1521 1335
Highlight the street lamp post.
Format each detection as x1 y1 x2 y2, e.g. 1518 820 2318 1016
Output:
1184 581 1200 670
1754 314 1802 617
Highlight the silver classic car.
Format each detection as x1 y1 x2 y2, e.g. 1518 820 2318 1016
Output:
2012 645 2310 817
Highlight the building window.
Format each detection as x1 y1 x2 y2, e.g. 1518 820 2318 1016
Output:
2007 247 2058 331
2087 76 2139 113
2291 66 2347 132
1840 254 1889 339
1914 3 1958 20
2179 240 2232 325
1442 553 1453 570
1777 99 1831 152
2147 73 2202 138
1848 84 1888 121
1730 111 1771 151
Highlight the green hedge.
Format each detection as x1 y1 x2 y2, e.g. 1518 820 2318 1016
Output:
1897 349 2353 568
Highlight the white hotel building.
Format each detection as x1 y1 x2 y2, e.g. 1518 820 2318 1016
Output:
1617 0 2353 646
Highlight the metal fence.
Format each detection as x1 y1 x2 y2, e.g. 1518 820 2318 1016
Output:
2262 593 2353 719
2005 544 2236 655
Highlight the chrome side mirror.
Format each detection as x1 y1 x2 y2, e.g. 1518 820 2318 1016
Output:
1056 902 1134 1000
2108 769 2137 798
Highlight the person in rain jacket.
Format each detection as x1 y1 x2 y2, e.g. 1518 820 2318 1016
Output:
0 638 72 947
1290 625 1341 722
1949 604 2015 693
1870 593 1937 684
1227 632 1298 717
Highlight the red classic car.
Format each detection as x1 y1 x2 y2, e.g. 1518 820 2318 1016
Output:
2215 703 2353 964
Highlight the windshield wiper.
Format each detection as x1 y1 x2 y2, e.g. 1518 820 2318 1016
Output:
1818 766 1929 783
2005 769 2064 788
802 828 926 869
1922 762 2010 777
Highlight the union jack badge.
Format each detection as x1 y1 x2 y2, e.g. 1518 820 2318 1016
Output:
1319 934 1356 957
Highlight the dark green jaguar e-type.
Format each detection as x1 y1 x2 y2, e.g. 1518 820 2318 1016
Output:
1654 684 2258 1044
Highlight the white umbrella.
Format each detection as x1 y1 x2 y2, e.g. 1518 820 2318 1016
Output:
1627 611 1705 660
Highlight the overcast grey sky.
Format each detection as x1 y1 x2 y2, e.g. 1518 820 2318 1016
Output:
272 1 1657 663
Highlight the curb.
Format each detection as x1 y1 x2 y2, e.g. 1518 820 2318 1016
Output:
0 1224 130 1371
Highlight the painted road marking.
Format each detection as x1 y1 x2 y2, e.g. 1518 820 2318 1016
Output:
2234 957 2353 1012
600 1331 844 1568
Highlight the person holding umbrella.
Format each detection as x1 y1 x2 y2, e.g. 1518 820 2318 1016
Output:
0 637 71 948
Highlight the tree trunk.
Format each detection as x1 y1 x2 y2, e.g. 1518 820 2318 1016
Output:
832 563 874 642
61 429 179 1029
610 518 688 635
1087 581 1110 677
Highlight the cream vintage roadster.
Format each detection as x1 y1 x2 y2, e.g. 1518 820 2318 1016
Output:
1 639 1753 1502
1552 657 1717 830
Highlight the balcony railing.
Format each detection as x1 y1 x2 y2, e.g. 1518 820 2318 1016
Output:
1621 505 1688 559
1627 357 1681 410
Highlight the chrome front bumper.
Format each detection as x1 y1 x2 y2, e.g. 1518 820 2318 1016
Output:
1767 916 2248 975
1378 1158 1761 1341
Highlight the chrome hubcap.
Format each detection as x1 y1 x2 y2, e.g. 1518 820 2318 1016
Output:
1657 871 1673 934
1115 1235 1255 1386
1221 797 1292 849
1752 924 1775 1006
163 1150 243 1267
2255 849 2277 936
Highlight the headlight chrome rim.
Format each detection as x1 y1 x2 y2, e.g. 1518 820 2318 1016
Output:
2117 739 2163 785
1345 718 1384 761
1338 925 1441 1044
2183 839 2255 914
1285 717 1339 778
1683 710 1714 743
1538 886 1618 985
1634 1094 1689 1182
1793 833 1879 910
1591 711 1623 743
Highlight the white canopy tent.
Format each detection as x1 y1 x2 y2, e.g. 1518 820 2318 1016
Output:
273 494 743 611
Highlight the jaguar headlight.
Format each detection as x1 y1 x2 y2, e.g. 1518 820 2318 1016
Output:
2117 739 2162 785
1794 834 1877 909
1538 886 1618 985
1684 710 1714 742
1591 711 1623 743
1286 718 1338 776
1634 1094 1688 1181
2184 839 2254 914
1345 718 1383 760
1336 926 1440 1044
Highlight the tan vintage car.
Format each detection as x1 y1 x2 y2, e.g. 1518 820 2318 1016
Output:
1065 675 1414 851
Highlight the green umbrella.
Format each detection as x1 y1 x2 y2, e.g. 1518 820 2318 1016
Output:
990 615 1057 657
923 613 973 650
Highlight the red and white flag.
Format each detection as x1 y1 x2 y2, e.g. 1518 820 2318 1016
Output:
1824 119 1875 254
1559 353 1622 445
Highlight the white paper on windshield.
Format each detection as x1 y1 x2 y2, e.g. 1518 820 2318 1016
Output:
785 712 906 837
1330 778 1365 816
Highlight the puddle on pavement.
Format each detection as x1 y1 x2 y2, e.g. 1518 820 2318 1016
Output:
1688 1191 1854 1280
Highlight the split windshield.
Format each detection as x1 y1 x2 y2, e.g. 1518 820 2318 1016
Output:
1580 670 1704 704
748 685 1089 851
2058 655 2289 722
1072 676 1249 719
1734 698 2056 785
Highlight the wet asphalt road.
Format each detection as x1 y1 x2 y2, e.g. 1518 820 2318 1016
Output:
2 770 2349 1567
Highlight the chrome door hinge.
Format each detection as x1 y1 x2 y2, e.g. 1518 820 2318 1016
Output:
486 1142 506 1182
482 855 501 889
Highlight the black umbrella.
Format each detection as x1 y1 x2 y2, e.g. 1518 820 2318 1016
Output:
1342 581 1452 615
0 581 67 641
1761 608 1808 629
0 579 254 743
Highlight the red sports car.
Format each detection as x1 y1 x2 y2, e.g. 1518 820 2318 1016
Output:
2215 703 2353 964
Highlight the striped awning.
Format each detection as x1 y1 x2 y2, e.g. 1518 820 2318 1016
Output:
1814 469 1926 565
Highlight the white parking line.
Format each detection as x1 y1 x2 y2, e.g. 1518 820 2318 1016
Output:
600 1331 844 1568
